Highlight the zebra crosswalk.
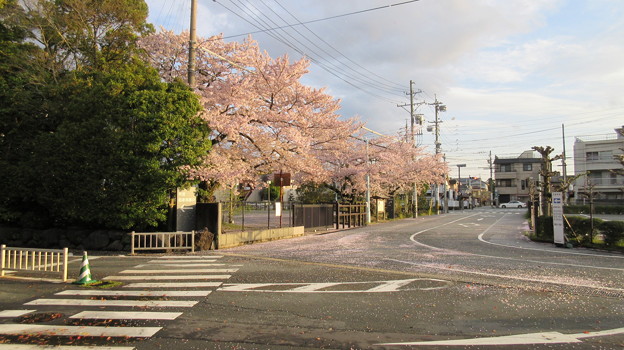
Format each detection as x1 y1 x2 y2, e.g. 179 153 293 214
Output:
0 254 238 349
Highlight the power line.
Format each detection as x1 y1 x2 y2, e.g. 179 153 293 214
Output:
218 0 421 40
272 0 405 93
217 0 405 104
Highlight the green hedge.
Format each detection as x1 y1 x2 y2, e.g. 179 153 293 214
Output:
534 215 623 247
601 221 624 245
535 216 553 240
565 205 624 215
564 216 604 245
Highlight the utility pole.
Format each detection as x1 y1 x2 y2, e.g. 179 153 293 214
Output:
187 0 197 87
429 96 445 214
561 123 568 204
397 81 422 218
488 151 494 207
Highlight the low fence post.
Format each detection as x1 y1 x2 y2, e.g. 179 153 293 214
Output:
130 231 136 255
62 247 68 282
1 244 6 277
191 230 195 253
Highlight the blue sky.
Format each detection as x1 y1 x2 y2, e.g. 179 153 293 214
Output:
144 0 624 179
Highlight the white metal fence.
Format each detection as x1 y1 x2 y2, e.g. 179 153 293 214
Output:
130 231 195 254
0 244 69 282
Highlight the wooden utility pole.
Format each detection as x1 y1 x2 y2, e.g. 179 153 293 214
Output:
188 0 197 87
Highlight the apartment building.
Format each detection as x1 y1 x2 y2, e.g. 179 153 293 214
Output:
573 126 624 204
493 150 542 204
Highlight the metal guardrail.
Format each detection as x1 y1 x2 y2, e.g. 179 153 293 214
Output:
0 244 69 282
130 231 195 254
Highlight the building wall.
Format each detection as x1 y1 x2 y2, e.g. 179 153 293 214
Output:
573 127 624 202
494 151 541 203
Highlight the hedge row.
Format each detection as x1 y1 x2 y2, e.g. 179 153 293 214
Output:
534 216 624 247
564 205 624 215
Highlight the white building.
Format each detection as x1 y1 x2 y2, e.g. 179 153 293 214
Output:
573 126 624 204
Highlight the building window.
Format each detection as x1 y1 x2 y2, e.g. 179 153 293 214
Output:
586 152 599 161
496 179 513 187
500 164 512 172
523 163 532 171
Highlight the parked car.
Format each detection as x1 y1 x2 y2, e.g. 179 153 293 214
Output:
499 200 527 208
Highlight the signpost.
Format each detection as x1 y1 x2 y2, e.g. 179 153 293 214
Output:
273 172 291 227
552 191 564 245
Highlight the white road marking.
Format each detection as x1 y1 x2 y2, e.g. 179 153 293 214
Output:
56 290 211 297
219 278 452 293
157 256 222 259
0 310 36 317
0 345 135 350
0 324 161 337
477 232 624 259
70 311 182 320
147 260 218 264
119 269 238 273
139 263 237 267
410 215 624 271
123 282 223 288
388 258 624 293
376 328 624 346
24 299 198 307
104 275 231 280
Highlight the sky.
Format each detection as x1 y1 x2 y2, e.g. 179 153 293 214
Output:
144 0 624 179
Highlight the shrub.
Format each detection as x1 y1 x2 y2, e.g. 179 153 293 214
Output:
564 205 624 215
536 216 553 240
564 216 603 246
600 221 624 246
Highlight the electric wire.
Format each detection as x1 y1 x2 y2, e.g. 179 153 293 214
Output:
220 0 403 104
255 0 403 95
272 0 405 93
219 0 421 41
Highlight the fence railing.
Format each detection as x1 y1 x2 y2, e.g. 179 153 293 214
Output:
1 244 69 282
336 203 367 229
130 231 195 254
291 203 335 229
221 201 293 233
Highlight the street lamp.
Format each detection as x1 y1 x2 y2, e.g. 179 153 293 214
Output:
457 164 466 211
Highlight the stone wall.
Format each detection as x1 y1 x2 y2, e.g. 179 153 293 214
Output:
0 226 129 251
218 226 305 249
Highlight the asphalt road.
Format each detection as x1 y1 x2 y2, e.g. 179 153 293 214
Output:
1 207 623 349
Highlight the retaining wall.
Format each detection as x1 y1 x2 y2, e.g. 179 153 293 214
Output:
218 226 305 249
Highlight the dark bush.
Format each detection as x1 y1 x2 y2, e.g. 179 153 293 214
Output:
565 205 624 215
564 216 603 246
600 221 624 246
536 216 553 240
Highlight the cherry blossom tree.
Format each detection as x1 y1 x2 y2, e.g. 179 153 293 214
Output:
139 29 447 202
140 30 361 193
321 130 447 201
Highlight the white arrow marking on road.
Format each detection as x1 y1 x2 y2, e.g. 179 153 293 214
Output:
219 278 451 293
376 328 624 346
